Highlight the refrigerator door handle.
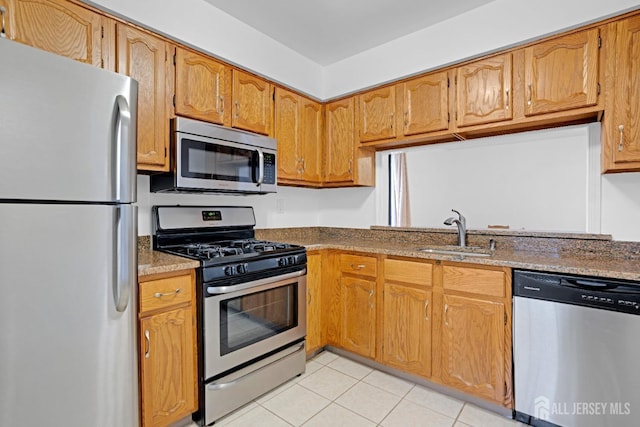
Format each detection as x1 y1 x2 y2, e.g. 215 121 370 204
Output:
114 95 135 203
114 205 137 312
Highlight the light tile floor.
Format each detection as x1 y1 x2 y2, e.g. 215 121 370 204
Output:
187 350 524 427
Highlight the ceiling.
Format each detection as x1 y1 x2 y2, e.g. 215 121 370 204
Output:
203 0 496 66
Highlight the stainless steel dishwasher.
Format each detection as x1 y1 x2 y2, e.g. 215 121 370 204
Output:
513 270 640 427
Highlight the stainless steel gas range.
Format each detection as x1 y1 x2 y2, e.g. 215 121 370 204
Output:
152 206 307 426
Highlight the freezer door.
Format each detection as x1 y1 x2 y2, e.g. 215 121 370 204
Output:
0 39 137 203
0 204 138 427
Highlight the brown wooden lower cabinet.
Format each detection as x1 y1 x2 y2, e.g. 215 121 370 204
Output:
138 270 197 427
306 251 323 354
437 294 506 402
308 251 513 408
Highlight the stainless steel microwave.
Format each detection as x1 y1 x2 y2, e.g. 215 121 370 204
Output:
150 117 277 194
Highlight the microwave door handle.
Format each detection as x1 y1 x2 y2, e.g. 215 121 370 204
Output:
256 148 264 187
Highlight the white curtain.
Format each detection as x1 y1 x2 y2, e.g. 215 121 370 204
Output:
389 152 411 227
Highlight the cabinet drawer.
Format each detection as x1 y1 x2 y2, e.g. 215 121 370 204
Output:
140 273 193 314
384 259 433 286
339 254 377 277
442 266 505 297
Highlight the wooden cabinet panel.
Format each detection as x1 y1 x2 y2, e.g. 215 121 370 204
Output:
299 97 323 182
603 16 640 171
456 53 512 127
324 97 355 183
0 0 103 66
175 47 229 125
442 265 506 297
359 86 396 142
339 253 377 277
274 87 322 183
384 259 432 286
402 72 450 135
341 276 376 358
306 252 323 354
139 274 193 314
524 29 599 116
275 87 301 180
232 69 272 135
382 283 431 377
439 294 505 403
140 306 197 427
117 24 171 171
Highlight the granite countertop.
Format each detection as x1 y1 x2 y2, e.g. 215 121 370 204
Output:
136 227 640 281
256 227 640 282
138 237 199 278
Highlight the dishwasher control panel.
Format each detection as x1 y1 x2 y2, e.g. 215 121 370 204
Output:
515 270 640 315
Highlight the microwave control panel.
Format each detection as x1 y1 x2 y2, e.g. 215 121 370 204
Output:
263 153 276 184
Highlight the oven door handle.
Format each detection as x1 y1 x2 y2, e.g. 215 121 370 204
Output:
206 269 306 295
206 342 305 391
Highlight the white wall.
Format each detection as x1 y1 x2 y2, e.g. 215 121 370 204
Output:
322 0 640 98
85 0 639 100
85 0 323 97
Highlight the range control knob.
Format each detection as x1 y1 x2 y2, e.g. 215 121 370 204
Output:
224 266 235 276
278 257 287 266
237 263 248 274
287 256 295 265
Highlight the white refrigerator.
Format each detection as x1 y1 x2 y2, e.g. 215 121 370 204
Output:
0 39 139 426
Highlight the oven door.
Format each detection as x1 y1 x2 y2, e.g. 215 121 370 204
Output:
203 271 306 379
176 133 277 193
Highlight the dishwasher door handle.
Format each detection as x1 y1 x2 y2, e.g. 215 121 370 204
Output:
560 278 618 291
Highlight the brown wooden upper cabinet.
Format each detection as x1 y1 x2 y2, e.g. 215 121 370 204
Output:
232 69 273 135
524 29 600 116
455 53 513 127
324 97 356 183
0 0 107 67
402 71 450 135
274 87 322 184
603 15 640 172
359 86 396 142
117 23 173 172
175 47 229 125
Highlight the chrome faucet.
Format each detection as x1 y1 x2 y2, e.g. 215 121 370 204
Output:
444 209 467 247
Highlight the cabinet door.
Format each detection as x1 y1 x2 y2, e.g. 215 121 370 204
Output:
440 294 505 403
402 72 449 136
140 306 197 427
232 69 272 135
299 97 323 183
274 87 301 181
606 16 640 168
117 24 170 171
324 97 355 183
359 86 396 142
306 252 323 354
524 29 599 116
175 47 228 125
0 0 103 66
456 53 512 127
341 276 376 358
382 283 431 377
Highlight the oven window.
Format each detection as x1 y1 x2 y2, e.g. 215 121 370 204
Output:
220 283 298 355
181 138 256 182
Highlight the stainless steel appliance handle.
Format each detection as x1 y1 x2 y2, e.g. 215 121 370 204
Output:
206 342 305 390
207 269 306 295
0 7 6 38
256 148 264 186
114 95 133 202
114 205 137 312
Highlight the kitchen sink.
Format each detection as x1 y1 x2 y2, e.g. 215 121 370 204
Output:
417 246 492 257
